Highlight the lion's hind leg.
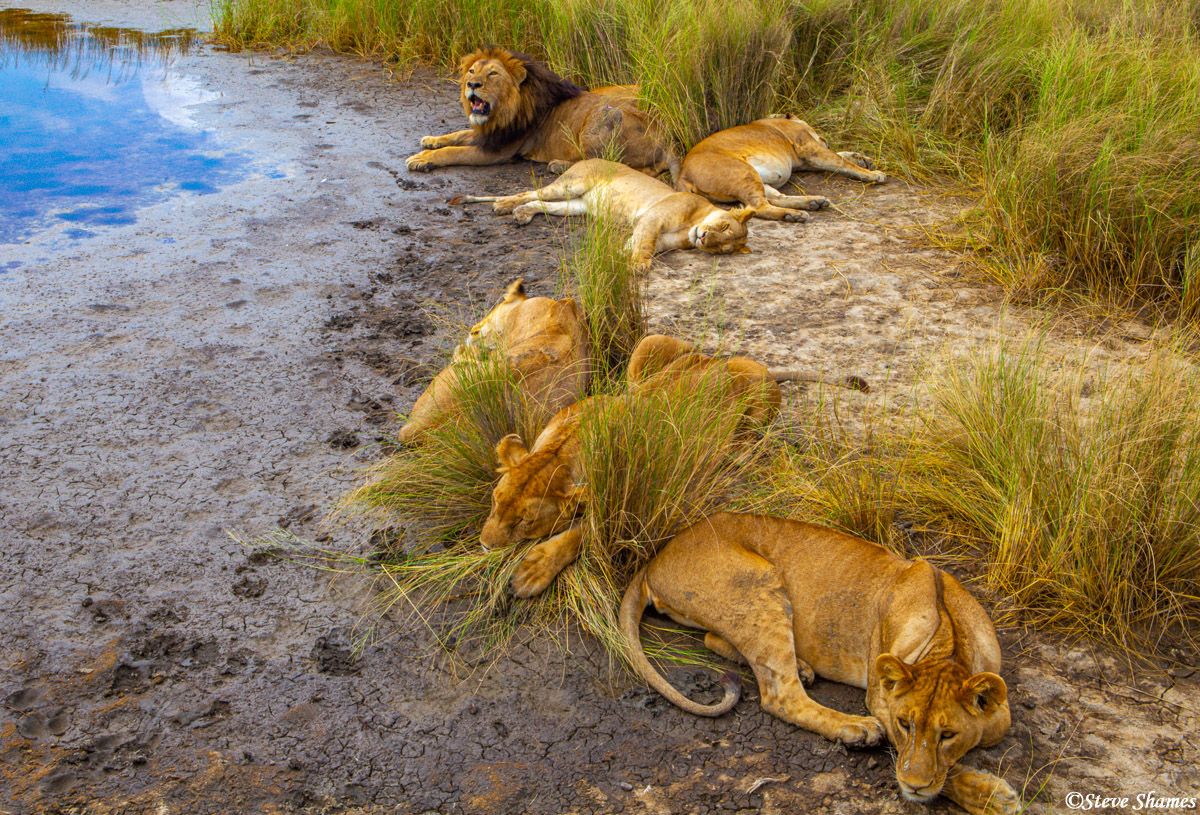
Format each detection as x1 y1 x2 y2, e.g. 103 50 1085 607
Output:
764 184 829 212
798 145 888 184
649 540 882 747
512 199 588 225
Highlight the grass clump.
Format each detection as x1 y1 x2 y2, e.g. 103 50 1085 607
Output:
559 207 646 384
340 346 543 547
911 338 1200 647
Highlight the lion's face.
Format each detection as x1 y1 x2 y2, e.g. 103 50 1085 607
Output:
875 654 1008 803
480 434 581 549
693 207 754 255
454 278 526 361
459 54 526 130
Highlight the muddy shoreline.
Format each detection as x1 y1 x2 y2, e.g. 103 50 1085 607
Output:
2 3 1197 812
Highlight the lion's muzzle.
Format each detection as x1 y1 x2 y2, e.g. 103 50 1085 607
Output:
466 91 491 118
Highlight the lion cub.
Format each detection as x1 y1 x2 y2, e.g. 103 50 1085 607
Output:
453 158 754 271
481 335 868 597
621 512 1020 815
677 114 887 222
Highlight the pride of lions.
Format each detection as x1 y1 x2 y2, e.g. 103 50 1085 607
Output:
399 46 1021 815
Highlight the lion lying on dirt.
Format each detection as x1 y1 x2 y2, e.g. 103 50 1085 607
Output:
677 114 888 221
397 279 591 445
620 512 1020 815
453 159 756 271
480 335 868 597
406 47 678 176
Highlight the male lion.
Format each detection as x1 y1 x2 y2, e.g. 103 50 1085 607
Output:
481 335 868 597
397 279 591 445
406 47 678 176
621 512 1021 815
453 159 755 272
677 114 888 222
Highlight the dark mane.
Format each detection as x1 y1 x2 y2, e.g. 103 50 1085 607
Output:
480 50 585 151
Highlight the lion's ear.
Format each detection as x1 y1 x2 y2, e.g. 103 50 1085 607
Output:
730 207 755 224
503 56 528 85
503 277 527 302
458 50 483 76
495 434 528 471
875 654 912 694
961 672 1007 716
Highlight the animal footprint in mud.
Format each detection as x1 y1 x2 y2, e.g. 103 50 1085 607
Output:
232 574 267 599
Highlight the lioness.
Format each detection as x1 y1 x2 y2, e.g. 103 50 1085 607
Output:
398 279 591 445
677 114 888 222
481 335 868 597
406 47 678 176
620 512 1020 815
453 159 755 272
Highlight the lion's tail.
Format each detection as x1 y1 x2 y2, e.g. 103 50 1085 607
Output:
770 370 870 393
619 567 741 718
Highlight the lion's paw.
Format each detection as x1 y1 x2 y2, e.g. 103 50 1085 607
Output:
512 205 537 225
420 135 442 149
547 159 574 174
511 547 557 598
807 197 830 211
492 199 518 214
837 715 886 748
838 151 875 170
782 210 808 223
798 662 816 686
405 151 436 172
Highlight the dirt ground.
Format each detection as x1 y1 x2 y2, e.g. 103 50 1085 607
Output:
1 3 1198 813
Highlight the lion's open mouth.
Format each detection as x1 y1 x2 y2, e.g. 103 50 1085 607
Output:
468 93 491 117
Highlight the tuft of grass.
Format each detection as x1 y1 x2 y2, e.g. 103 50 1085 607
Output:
568 380 775 658
910 337 1200 647
744 388 915 552
558 207 645 386
338 346 544 549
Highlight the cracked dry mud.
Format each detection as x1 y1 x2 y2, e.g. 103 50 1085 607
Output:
2 4 1198 813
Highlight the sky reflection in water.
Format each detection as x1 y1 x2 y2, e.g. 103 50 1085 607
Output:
0 9 248 246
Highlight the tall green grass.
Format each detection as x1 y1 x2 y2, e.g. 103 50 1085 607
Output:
558 206 645 385
216 0 1200 318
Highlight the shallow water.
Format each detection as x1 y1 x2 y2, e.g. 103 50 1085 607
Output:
0 8 247 248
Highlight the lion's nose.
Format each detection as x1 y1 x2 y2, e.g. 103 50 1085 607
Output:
466 81 482 90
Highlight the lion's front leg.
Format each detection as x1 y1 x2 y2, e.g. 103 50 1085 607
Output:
420 129 477 150
941 766 1022 815
510 527 584 598
406 144 515 172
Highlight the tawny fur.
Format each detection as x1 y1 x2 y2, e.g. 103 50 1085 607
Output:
406 47 678 176
480 335 868 597
677 114 887 222
398 279 591 445
454 159 754 272
621 512 1021 815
